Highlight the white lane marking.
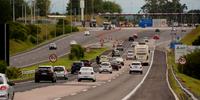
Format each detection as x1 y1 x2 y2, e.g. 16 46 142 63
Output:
165 51 179 100
54 97 62 100
82 89 88 92
70 93 77 96
122 48 155 100
108 80 112 82
92 86 97 88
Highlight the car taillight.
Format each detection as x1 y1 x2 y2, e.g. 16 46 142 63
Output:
0 86 8 91
91 72 94 75
78 72 81 74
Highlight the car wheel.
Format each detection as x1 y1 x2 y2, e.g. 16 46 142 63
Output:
99 71 102 74
129 71 132 74
78 79 81 82
64 77 68 80
92 79 96 82
140 71 143 74
35 79 40 83
52 79 56 83
116 68 119 71
110 72 112 74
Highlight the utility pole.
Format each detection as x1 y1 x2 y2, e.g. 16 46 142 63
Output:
13 0 15 22
25 4 27 24
80 0 85 21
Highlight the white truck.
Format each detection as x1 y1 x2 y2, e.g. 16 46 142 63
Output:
134 44 150 66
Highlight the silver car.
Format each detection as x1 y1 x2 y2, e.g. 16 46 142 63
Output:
54 66 68 80
99 62 112 74
0 73 15 100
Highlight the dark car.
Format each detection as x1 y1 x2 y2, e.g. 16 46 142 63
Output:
35 66 57 83
116 44 124 51
71 61 84 74
81 60 92 66
128 37 134 41
111 61 121 71
112 49 120 57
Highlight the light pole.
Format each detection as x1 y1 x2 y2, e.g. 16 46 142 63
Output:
13 0 15 22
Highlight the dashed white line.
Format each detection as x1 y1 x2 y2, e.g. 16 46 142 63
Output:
70 93 77 96
54 97 62 100
82 89 88 92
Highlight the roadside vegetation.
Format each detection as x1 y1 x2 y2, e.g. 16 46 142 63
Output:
167 27 200 99
9 20 79 55
181 26 200 45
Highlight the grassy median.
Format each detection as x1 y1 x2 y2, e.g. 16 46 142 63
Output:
10 48 108 81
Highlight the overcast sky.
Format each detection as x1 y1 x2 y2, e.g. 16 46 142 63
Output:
50 0 200 13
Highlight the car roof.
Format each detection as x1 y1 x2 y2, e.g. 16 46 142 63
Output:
54 66 65 68
39 65 53 68
132 61 141 64
81 67 93 70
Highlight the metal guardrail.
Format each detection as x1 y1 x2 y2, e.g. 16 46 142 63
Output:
171 66 198 100
21 70 35 75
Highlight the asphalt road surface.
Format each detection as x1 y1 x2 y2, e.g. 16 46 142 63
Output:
128 50 175 100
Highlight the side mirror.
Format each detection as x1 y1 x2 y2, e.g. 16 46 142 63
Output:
8 81 15 86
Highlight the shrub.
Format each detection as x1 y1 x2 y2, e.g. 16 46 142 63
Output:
192 36 200 45
69 45 84 60
26 24 41 37
9 22 29 41
5 67 22 79
0 61 7 73
28 35 37 44
178 49 200 79
57 19 70 26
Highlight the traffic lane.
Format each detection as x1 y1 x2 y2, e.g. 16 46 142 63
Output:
14 57 133 100
60 52 154 100
10 29 131 67
128 50 175 100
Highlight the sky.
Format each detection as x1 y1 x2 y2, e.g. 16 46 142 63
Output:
50 0 200 13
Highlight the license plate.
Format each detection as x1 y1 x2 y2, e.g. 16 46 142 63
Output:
41 73 47 75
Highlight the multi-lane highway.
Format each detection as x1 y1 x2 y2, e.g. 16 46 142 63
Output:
13 28 192 100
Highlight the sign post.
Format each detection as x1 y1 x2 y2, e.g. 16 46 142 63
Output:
80 0 85 22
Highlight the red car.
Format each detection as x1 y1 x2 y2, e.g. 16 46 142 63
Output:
133 34 138 38
153 35 160 40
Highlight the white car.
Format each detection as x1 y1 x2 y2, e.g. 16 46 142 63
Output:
54 66 68 80
114 57 124 66
100 55 109 63
78 67 96 82
129 61 143 74
99 62 112 74
131 42 138 47
126 50 134 60
0 73 15 100
49 43 57 50
84 31 90 36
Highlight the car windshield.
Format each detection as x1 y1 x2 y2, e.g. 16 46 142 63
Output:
39 67 51 71
54 67 64 71
0 76 4 84
73 63 82 66
80 68 92 71
101 63 110 66
132 63 141 65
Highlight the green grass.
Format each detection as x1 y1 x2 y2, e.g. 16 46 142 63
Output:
9 40 34 55
21 48 107 71
181 26 200 45
167 51 200 98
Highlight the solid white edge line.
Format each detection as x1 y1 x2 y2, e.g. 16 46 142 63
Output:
122 48 155 100
165 52 179 100
170 59 198 100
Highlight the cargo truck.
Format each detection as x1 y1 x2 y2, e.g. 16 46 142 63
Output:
134 44 150 66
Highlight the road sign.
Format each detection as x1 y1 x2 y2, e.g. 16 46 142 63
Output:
178 57 186 65
49 54 57 63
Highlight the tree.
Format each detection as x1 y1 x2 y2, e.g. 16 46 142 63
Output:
66 0 122 15
0 0 12 24
141 0 187 13
0 61 7 73
35 0 51 16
